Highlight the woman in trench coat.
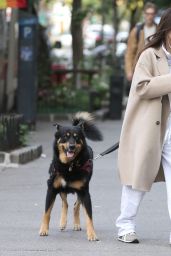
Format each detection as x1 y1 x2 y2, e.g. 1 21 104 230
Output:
116 8 171 244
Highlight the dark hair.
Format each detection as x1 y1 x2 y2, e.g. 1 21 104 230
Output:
138 8 171 59
144 2 157 13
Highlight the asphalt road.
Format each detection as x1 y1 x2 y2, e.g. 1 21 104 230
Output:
0 120 171 256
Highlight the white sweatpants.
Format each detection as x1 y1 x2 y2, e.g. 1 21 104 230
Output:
116 114 171 237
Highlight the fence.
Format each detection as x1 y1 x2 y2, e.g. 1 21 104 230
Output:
0 114 23 151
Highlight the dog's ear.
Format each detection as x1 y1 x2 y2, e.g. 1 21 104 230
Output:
53 123 61 131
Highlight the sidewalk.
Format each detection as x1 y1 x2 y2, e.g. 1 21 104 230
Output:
0 120 170 255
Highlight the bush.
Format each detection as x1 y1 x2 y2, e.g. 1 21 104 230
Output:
38 84 89 113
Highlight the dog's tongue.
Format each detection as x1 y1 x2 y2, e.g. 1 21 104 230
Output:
67 151 74 158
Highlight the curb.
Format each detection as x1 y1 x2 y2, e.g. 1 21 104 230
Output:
0 144 43 167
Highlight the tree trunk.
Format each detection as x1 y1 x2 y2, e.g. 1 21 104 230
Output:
112 0 119 68
71 0 83 88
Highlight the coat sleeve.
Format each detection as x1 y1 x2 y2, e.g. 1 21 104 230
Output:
133 50 171 99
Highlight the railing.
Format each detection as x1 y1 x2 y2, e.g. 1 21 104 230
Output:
0 114 23 151
51 68 99 86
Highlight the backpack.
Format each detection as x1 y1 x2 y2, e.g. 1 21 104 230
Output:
135 23 144 42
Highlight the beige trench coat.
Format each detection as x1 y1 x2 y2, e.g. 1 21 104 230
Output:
118 46 171 191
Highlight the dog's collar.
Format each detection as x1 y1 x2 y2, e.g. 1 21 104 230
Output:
69 159 93 173
69 162 74 172
52 159 93 174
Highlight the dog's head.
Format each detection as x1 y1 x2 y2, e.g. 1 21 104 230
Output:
54 124 85 164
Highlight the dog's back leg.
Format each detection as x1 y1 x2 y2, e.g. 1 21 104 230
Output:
73 196 81 231
59 192 68 231
39 188 57 236
78 191 98 241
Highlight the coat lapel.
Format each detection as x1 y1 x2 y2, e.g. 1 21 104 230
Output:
153 47 170 75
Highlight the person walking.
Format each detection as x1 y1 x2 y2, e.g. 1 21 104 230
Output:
116 8 171 244
124 2 157 96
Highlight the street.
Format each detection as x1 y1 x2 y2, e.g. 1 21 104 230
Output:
0 119 171 256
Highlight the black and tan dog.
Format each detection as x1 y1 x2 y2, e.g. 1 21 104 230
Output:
39 112 103 241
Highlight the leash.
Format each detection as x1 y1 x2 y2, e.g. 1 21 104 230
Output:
94 141 119 160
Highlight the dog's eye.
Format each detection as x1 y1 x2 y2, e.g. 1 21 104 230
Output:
61 133 70 141
74 135 81 143
65 133 70 138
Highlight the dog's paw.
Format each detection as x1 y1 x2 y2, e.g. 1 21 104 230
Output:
87 232 99 241
39 227 49 236
59 219 67 231
73 224 81 231
60 224 66 231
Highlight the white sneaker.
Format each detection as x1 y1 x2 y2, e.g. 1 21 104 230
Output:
118 232 139 243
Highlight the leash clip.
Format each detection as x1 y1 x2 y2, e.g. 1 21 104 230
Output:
94 154 102 160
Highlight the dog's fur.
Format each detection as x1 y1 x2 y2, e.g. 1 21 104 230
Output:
39 112 103 241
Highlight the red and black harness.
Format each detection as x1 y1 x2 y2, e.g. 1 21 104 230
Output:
49 158 92 178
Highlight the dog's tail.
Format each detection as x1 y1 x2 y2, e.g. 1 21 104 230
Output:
72 112 103 141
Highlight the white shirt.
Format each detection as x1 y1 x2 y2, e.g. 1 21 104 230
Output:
162 44 171 108
144 25 156 44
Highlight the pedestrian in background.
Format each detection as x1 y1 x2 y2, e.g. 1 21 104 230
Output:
116 8 171 245
124 2 157 97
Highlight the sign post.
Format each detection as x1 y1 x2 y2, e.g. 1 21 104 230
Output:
17 11 38 128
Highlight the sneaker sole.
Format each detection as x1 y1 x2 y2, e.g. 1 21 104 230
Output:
118 237 139 243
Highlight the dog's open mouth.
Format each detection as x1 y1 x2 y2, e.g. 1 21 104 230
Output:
66 150 75 158
65 149 75 159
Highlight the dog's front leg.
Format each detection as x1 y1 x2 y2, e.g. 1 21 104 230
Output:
78 191 99 241
59 192 68 230
39 188 57 236
73 197 81 231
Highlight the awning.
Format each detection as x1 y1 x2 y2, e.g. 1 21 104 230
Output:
0 0 27 9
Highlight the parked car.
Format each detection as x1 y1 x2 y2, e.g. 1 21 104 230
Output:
84 24 115 48
50 37 72 84
50 38 72 67
116 31 129 43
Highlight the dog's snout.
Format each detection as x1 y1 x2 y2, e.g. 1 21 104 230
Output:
69 144 75 151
